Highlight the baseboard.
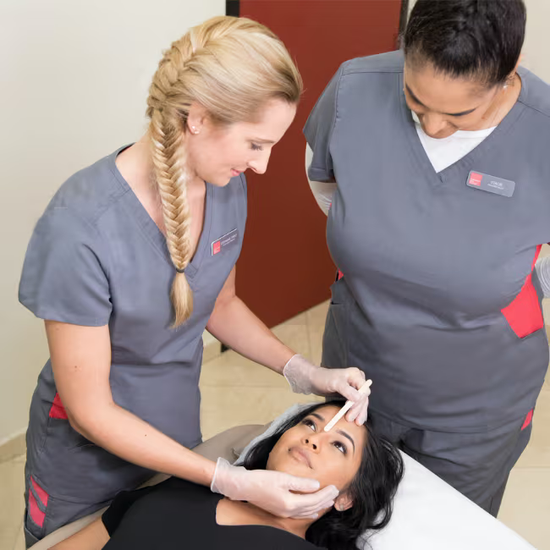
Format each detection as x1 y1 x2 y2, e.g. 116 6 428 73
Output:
0 430 26 463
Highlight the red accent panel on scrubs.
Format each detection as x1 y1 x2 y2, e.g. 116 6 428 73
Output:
28 490 45 528
49 393 68 420
31 476 49 508
501 245 543 338
337 270 344 281
521 409 534 431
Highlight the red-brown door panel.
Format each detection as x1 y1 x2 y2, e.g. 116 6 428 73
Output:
236 1 405 328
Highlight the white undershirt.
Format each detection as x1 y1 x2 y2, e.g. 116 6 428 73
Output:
306 111 497 216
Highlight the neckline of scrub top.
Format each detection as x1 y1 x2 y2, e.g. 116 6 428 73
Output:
411 111 497 139
398 71 528 187
108 144 214 280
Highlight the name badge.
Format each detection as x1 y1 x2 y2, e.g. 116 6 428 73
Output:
211 228 239 256
467 171 516 198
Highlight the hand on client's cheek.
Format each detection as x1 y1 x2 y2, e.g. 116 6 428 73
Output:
266 405 366 512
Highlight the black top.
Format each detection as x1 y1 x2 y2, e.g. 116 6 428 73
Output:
102 478 323 549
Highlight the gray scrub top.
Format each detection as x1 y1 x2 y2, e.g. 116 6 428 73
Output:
305 51 550 433
19 145 247 502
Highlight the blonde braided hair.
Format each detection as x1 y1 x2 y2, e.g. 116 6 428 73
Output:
146 16 302 327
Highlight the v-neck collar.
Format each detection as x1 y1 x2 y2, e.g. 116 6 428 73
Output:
108 144 214 279
398 72 528 187
213 497 311 544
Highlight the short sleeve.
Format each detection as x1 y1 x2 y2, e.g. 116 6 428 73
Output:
303 65 344 183
19 207 112 326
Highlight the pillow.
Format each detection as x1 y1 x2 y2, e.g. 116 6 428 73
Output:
237 404 535 550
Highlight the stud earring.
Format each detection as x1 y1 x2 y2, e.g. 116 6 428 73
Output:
191 126 200 134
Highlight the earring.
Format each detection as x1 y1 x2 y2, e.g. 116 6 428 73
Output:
191 126 200 134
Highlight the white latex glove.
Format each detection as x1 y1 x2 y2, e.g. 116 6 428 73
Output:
211 457 339 519
283 354 370 425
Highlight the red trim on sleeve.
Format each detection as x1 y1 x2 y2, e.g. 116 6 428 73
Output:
49 393 69 420
28 490 45 528
521 409 534 431
31 476 49 508
501 245 544 338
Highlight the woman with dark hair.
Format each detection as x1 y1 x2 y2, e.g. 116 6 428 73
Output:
49 402 404 550
305 0 549 517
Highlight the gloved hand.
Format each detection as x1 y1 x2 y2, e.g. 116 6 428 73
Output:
211 457 339 519
283 354 370 425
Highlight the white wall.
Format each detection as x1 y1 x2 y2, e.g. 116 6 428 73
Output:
522 0 550 83
0 0 224 443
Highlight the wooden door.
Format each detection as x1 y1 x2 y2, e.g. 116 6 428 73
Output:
230 0 407 327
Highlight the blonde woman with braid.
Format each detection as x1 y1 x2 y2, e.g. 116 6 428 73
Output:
18 16 369 547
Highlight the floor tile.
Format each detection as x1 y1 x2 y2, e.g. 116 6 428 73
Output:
202 339 221 364
200 350 289 389
200 310 313 388
306 300 329 366
200 386 322 441
0 459 25 550
0 434 26 465
12 523 24 550
515 388 550 469
270 312 311 360
499 468 550 550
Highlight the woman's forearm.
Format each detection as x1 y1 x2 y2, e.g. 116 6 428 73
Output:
206 295 294 374
72 402 215 486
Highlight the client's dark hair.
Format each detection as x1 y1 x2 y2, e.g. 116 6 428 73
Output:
242 402 404 550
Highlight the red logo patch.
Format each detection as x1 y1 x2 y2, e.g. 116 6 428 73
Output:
213 241 221 255
469 172 483 186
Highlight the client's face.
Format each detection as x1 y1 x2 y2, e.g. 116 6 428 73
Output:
266 405 366 491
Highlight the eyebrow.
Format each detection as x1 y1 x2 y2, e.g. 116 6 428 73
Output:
335 429 356 454
405 84 478 117
251 138 276 145
309 412 356 454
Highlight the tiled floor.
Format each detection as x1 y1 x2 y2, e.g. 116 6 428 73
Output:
2 300 549 549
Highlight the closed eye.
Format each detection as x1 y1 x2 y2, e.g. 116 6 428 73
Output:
251 143 263 151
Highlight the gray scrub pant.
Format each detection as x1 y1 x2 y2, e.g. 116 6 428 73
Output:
23 494 109 549
368 409 534 517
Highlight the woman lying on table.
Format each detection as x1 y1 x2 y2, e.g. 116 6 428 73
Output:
52 402 404 550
